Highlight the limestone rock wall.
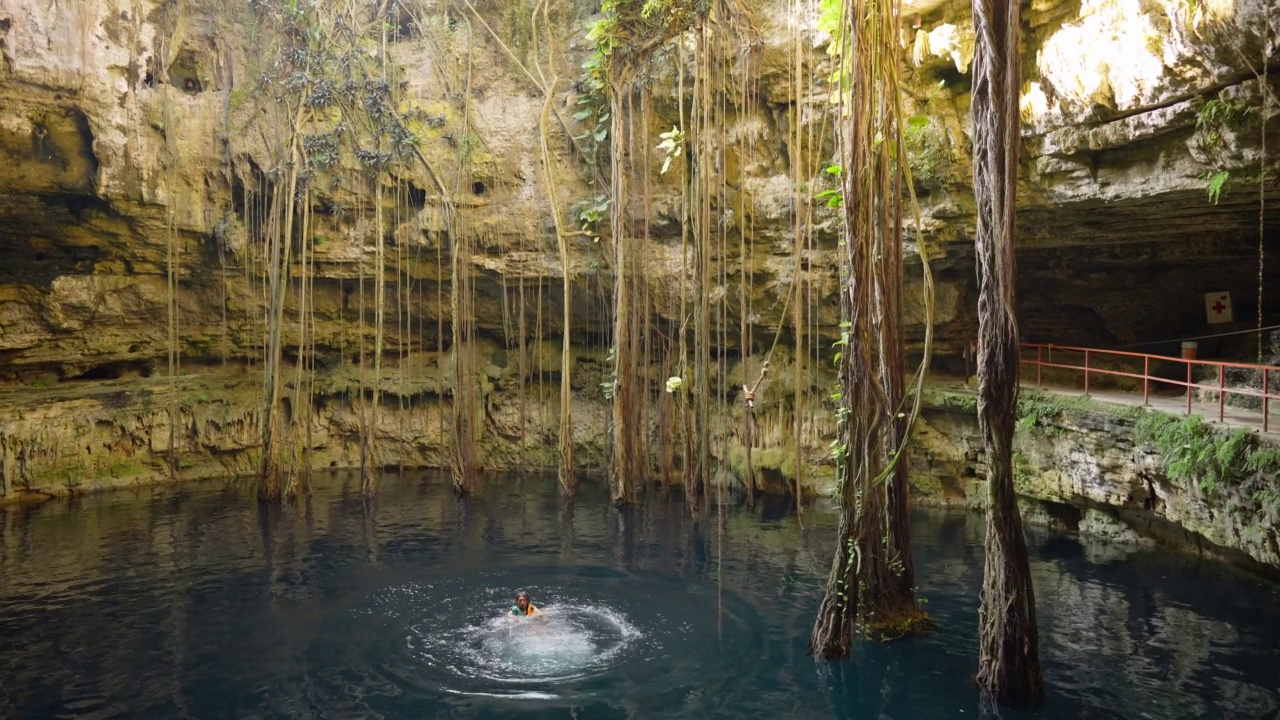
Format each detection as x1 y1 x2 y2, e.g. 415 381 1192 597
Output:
910 392 1280 574
0 0 1274 378
0 0 1276 532
908 0 1280 361
0 369 614 501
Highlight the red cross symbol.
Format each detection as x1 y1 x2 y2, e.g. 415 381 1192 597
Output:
1213 299 1228 314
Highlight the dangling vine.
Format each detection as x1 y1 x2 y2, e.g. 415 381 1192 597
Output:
529 0 578 497
237 1 432 500
809 0 937 658
586 0 756 508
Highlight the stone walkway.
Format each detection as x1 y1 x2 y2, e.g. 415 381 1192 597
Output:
1028 381 1280 438
932 377 1278 438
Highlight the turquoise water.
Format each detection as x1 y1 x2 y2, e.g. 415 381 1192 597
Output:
1 472 1278 718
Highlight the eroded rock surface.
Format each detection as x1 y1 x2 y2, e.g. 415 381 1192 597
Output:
910 391 1280 574
0 0 1276 574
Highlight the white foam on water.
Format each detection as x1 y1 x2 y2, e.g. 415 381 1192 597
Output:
409 602 644 687
481 613 596 674
441 688 561 700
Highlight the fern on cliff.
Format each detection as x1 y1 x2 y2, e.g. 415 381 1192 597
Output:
1134 412 1261 495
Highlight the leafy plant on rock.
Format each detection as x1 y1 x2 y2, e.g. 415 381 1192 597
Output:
1135 412 1253 495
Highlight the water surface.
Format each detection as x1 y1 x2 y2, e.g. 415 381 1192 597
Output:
1 473 1277 718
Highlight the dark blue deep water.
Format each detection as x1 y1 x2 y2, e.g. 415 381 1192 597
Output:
1 473 1278 719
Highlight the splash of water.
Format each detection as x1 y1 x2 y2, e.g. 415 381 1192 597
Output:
408 602 642 693
358 570 762 708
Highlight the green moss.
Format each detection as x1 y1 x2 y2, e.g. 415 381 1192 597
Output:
921 387 1145 429
1014 389 1142 435
727 444 797 480
1144 31 1164 56
31 453 151 494
909 469 945 497
920 388 977 413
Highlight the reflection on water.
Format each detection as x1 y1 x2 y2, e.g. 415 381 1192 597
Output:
1 472 1278 719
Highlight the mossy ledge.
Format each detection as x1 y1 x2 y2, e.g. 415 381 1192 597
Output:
914 385 1280 576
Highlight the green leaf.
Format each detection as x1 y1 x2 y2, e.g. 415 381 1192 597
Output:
907 115 930 128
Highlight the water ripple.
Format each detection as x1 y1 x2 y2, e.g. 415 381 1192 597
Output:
344 567 765 708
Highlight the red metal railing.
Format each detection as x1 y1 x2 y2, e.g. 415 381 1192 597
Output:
1018 343 1278 433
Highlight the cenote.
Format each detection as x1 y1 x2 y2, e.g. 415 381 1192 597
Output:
2 473 1278 719
3 0 1280 717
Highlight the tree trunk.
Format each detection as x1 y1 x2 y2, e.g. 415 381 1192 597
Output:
809 0 929 659
810 335 925 659
971 0 1045 708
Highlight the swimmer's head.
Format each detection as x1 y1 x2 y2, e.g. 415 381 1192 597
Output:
515 590 531 612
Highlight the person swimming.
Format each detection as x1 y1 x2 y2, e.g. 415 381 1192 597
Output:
511 590 539 618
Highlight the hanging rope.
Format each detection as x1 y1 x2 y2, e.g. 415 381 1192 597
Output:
1116 324 1280 349
1258 0 1271 362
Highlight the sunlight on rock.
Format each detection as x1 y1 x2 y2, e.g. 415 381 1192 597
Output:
911 23 974 72
1037 0 1173 115
1020 81 1050 122
1192 0 1237 28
